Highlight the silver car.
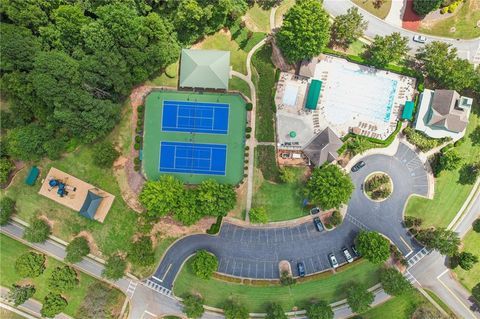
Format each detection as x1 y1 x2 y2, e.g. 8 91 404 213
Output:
413 35 427 43
328 253 339 269
342 247 354 263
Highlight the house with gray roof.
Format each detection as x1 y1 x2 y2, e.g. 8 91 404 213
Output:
303 127 343 167
179 49 230 90
414 89 473 139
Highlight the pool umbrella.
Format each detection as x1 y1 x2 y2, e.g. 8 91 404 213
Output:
289 131 297 138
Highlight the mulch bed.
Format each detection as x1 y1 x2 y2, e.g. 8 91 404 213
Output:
402 0 423 31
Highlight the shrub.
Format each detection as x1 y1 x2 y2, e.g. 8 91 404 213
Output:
134 157 141 165
192 250 218 279
65 236 90 263
249 206 268 224
15 252 46 278
417 82 425 92
128 236 155 266
182 293 204 319
102 255 127 280
457 252 479 270
8 284 35 306
279 167 296 183
266 303 287 319
23 218 51 243
280 271 296 286
223 300 249 319
134 142 140 150
473 219 480 233
256 145 280 182
0 158 13 184
137 105 144 113
245 146 250 150
207 216 223 235
92 142 120 168
135 135 142 143
329 210 343 226
403 127 447 152
41 293 68 318
246 103 253 111
473 283 480 302
134 164 140 171
48 266 79 292
404 216 423 229
0 196 15 225
246 127 252 133
246 133 251 139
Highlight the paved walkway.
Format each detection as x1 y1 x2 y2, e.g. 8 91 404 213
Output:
384 0 406 28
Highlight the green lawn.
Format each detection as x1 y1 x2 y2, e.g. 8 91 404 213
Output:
252 44 276 142
253 167 308 221
145 62 179 87
0 234 113 317
174 259 381 312
346 40 367 56
196 32 248 75
351 0 392 19
132 236 178 278
419 0 480 39
405 108 480 227
362 289 439 319
244 3 270 32
229 77 251 99
0 308 24 319
274 0 295 27
454 230 480 291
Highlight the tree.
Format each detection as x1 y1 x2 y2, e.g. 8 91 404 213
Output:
92 141 119 168
416 42 477 91
173 189 202 226
0 196 16 225
331 7 367 48
276 0 331 63
438 149 462 171
196 179 236 217
366 32 409 68
457 252 478 271
139 176 185 217
379 267 412 296
102 254 127 280
356 231 391 264
23 218 51 243
192 250 218 279
8 284 35 306
223 299 249 319
77 282 120 319
413 0 443 15
306 301 334 319
249 206 269 224
305 164 354 210
279 167 296 183
473 219 480 233
265 303 287 319
0 158 14 184
48 266 79 292
128 236 155 266
346 283 374 313
0 23 41 71
416 227 460 256
329 210 342 226
41 293 68 318
65 236 90 263
182 293 204 319
473 283 480 302
15 252 46 278
6 124 50 161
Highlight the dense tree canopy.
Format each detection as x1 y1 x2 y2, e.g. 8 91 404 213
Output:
366 32 409 68
191 250 218 279
416 227 460 256
128 235 155 266
379 267 412 296
48 266 79 293
276 0 331 63
331 7 367 49
15 252 46 278
413 0 443 15
102 254 127 280
139 176 185 217
196 179 236 217
305 164 354 210
356 231 391 264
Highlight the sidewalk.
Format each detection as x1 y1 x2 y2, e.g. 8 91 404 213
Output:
384 0 406 28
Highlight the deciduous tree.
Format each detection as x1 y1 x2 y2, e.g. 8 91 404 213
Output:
65 236 90 263
438 149 462 172
41 293 68 318
8 284 35 306
128 236 155 266
92 141 120 168
77 282 121 319
265 303 287 319
416 227 460 256
192 250 218 279
196 179 236 217
15 252 46 278
366 32 409 68
0 196 15 225
139 176 185 217
379 267 412 296
457 252 478 271
331 7 367 49
223 299 249 319
276 0 331 63
346 282 374 313
182 293 205 319
356 231 390 264
23 217 51 243
48 266 79 293
102 255 127 280
306 301 334 319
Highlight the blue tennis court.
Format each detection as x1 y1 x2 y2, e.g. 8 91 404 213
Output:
159 141 227 175
162 100 229 134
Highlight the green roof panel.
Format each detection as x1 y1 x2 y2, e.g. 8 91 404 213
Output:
179 49 230 90
305 80 322 110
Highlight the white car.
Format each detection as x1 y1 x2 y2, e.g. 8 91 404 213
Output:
328 253 339 269
413 35 427 43
342 247 354 263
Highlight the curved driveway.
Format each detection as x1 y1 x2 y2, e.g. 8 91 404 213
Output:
152 143 429 290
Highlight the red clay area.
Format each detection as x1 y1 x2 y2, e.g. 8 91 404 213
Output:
402 0 423 31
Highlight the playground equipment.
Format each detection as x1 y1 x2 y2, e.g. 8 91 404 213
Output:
48 178 76 197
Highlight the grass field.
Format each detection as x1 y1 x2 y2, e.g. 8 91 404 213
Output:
419 0 480 39
274 0 295 27
253 167 308 221
229 77 251 99
244 3 270 32
362 289 439 319
346 40 367 56
145 62 179 87
252 44 276 142
143 91 246 184
0 234 124 317
174 259 380 312
132 236 178 278
0 308 24 319
454 229 480 291
196 32 248 75
405 108 480 227
351 0 392 19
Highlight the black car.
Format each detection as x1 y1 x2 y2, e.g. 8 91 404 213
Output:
310 207 321 215
313 217 324 232
351 245 360 257
297 262 306 277
351 161 366 172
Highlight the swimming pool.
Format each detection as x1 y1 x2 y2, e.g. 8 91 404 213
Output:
319 62 398 125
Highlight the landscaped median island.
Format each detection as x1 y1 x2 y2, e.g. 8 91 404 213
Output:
364 173 393 201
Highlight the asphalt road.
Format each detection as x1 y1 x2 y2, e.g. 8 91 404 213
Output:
323 0 480 63
154 143 429 289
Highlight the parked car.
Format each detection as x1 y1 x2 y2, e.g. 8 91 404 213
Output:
310 207 320 215
342 247 354 263
313 217 325 232
297 262 306 277
328 253 339 269
413 35 427 43
351 161 366 172
351 245 360 257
